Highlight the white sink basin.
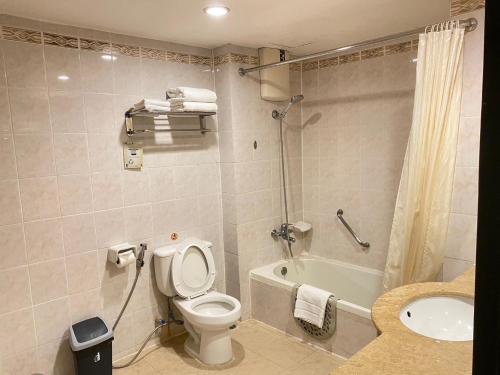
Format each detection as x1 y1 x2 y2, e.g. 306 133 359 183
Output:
399 296 474 341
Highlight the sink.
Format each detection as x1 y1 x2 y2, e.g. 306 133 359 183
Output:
399 296 474 341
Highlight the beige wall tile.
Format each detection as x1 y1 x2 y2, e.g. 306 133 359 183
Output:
1 40 46 88
48 91 85 133
122 170 150 206
14 134 55 178
19 177 60 221
451 167 479 215
94 208 126 247
62 213 97 255
44 45 81 91
53 133 90 175
0 224 26 270
66 251 99 294
58 174 93 215
29 258 68 304
0 179 22 225
0 86 13 132
68 289 102 323
0 266 31 314
0 308 37 358
9 88 50 134
124 204 153 241
33 298 71 345
35 338 75 375
24 218 64 263
88 133 122 172
80 50 114 93
91 171 124 210
148 167 175 202
0 135 17 180
113 54 142 95
84 93 115 133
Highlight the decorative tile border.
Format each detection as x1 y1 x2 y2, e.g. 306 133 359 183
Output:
140 47 165 60
43 32 78 48
451 0 485 16
110 43 140 58
2 26 42 44
213 52 259 66
0 22 420 73
384 41 412 55
0 24 214 68
301 39 419 72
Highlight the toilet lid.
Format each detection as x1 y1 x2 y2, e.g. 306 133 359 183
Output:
171 239 216 299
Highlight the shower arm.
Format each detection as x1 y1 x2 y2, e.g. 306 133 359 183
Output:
337 209 370 248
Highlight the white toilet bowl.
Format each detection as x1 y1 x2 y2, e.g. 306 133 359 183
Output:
153 238 241 365
174 291 241 364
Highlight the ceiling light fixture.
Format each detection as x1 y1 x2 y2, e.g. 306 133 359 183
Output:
57 74 70 81
204 6 230 17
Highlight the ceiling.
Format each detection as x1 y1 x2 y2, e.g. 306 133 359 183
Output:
0 0 450 55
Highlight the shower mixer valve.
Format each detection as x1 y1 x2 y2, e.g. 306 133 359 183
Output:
271 223 296 243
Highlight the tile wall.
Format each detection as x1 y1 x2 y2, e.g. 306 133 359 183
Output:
443 8 484 280
299 8 484 280
300 44 417 271
0 14 223 374
214 45 303 318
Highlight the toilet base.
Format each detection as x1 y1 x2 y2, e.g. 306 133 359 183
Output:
183 327 234 365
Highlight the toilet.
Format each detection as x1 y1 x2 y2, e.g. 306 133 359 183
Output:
153 238 241 365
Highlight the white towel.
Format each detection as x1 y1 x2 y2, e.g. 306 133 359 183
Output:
166 87 217 103
134 99 171 112
169 101 217 113
294 285 332 328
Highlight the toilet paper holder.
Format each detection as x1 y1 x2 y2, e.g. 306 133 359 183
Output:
107 243 138 267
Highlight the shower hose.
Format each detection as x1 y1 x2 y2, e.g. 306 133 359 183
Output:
112 244 183 369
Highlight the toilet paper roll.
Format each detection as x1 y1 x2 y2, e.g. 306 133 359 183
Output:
116 251 136 269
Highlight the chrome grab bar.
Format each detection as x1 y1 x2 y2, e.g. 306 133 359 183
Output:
336 209 370 248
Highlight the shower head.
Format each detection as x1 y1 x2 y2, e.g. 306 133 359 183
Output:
290 94 304 104
272 94 304 120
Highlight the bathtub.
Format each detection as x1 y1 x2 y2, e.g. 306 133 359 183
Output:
250 256 384 357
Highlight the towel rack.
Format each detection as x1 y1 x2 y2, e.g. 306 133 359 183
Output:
124 108 216 136
337 209 370 248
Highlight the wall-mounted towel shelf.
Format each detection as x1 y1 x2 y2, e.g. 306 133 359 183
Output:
124 108 216 135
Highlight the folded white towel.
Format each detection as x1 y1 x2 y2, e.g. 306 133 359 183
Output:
166 87 217 103
169 101 217 113
294 285 333 328
134 99 171 112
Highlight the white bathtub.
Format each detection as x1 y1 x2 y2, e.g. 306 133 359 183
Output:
251 256 384 319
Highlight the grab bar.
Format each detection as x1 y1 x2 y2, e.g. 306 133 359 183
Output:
336 209 370 248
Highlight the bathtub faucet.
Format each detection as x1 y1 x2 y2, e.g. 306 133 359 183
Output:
271 223 296 243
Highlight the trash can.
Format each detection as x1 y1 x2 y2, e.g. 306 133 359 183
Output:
69 317 113 375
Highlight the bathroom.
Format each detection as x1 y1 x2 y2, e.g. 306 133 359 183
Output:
0 0 497 374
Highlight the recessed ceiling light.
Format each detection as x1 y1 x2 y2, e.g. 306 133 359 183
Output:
204 6 230 17
57 74 69 81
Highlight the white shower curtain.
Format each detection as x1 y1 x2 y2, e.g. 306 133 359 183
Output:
383 22 465 290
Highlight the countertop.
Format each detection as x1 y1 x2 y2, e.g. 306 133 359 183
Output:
333 267 475 375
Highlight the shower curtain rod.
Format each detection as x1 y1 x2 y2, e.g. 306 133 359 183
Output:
238 17 478 76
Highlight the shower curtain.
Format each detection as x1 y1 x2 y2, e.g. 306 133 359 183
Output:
383 22 465 290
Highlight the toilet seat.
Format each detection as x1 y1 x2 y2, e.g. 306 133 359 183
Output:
174 291 241 330
171 238 216 299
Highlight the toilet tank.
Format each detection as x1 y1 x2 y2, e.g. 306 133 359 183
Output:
153 244 177 297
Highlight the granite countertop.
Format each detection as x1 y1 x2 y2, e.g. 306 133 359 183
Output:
333 267 475 375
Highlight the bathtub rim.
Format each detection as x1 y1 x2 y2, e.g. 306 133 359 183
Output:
250 255 384 320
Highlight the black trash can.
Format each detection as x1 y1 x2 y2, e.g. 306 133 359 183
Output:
69 317 114 375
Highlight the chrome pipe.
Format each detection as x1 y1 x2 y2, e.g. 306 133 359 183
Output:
238 17 478 76
337 209 370 248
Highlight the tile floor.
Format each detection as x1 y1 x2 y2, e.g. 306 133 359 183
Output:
114 319 345 374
